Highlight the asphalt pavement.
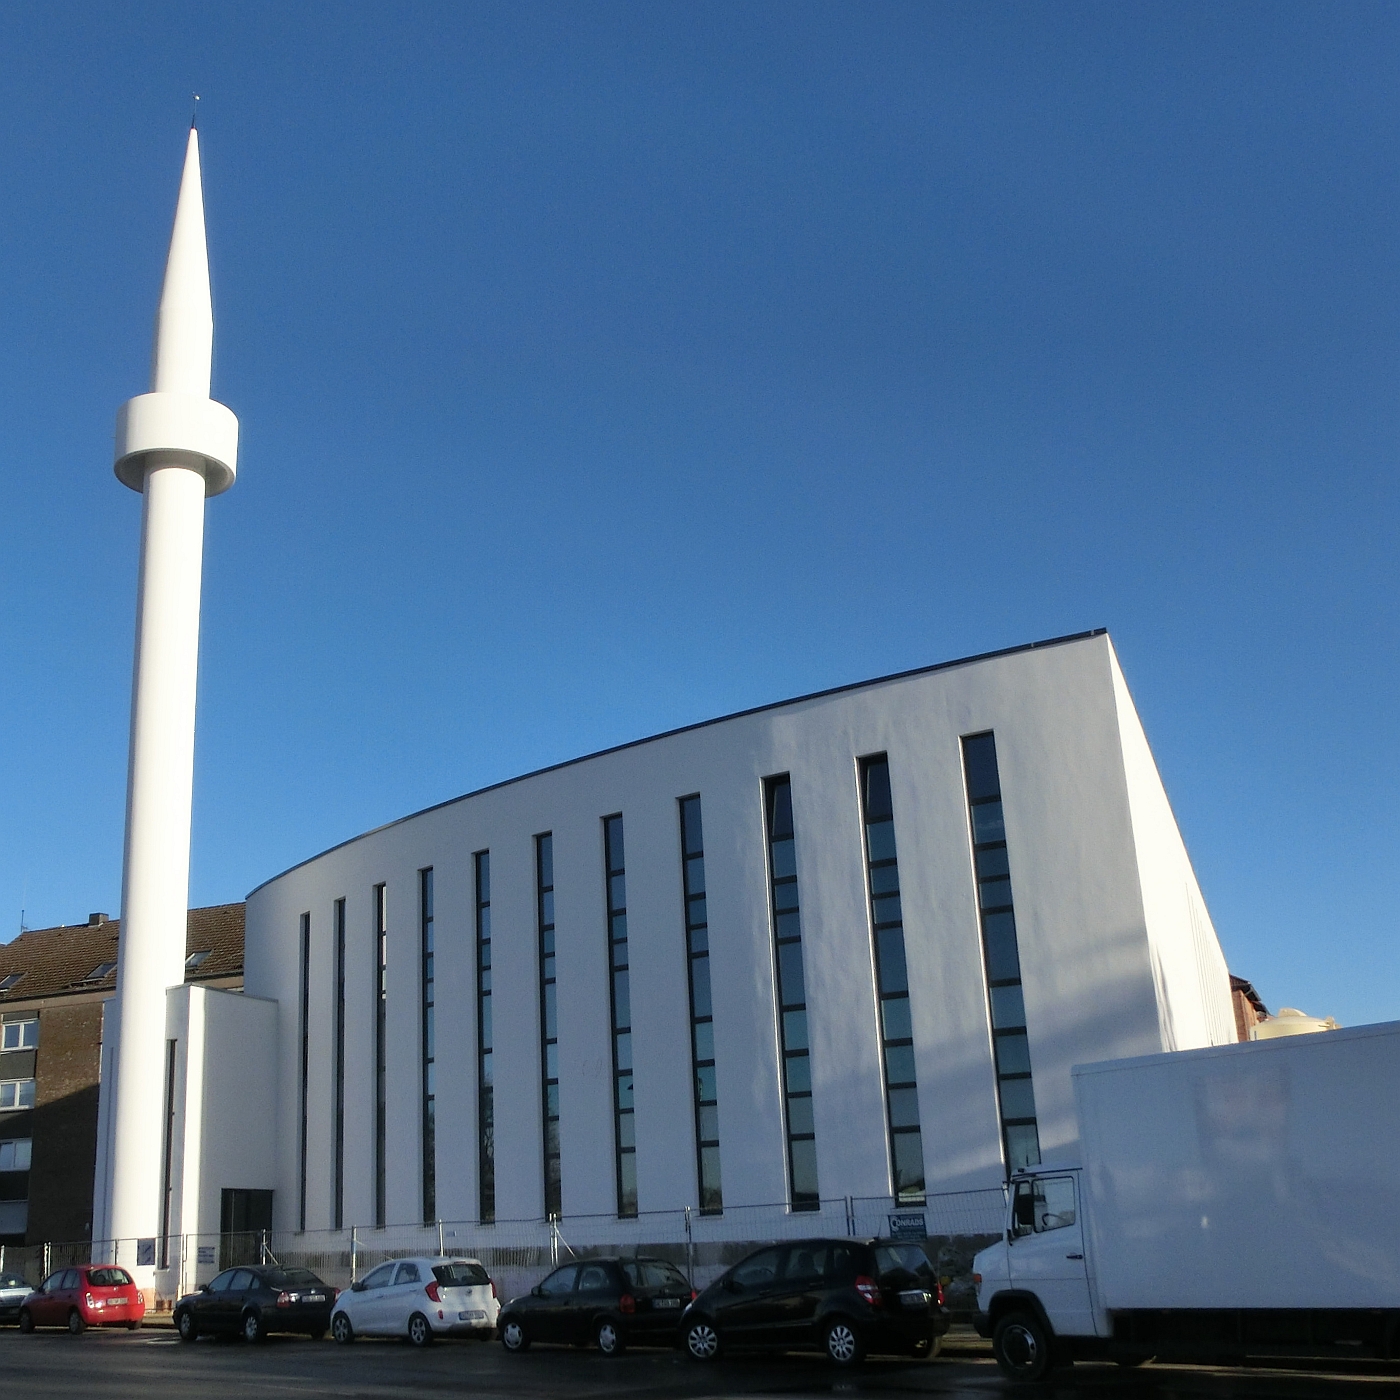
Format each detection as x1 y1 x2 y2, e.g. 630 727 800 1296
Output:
0 1326 1395 1400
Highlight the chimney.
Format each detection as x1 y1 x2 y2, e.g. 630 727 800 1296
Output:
88 913 109 926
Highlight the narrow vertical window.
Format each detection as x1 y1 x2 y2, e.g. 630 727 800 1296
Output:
373 882 388 1227
298 911 311 1231
420 869 435 1224
962 732 1040 1173
537 834 561 1217
475 851 495 1223
680 796 722 1213
859 756 925 1204
603 815 636 1217
765 775 819 1210
159 1037 177 1267
333 897 346 1230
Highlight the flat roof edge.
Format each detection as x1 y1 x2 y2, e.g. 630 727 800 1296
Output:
247 628 1108 899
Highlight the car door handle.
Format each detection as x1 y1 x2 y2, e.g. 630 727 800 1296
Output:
1066 1253 1083 1260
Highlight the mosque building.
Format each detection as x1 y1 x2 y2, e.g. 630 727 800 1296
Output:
76 131 1235 1303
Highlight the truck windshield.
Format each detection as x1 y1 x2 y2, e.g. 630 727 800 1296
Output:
1013 1176 1076 1234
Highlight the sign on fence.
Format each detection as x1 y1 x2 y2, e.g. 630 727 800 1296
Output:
887 1211 927 1241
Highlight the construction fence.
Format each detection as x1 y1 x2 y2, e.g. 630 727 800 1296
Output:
0 1186 1005 1315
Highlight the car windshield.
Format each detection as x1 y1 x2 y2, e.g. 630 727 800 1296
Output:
874 1244 934 1282
88 1268 132 1287
621 1260 689 1290
433 1262 489 1287
265 1268 323 1289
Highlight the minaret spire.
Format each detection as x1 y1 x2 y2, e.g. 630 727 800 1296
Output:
94 127 239 1299
150 128 213 398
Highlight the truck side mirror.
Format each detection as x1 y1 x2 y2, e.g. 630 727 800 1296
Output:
1012 1188 1037 1235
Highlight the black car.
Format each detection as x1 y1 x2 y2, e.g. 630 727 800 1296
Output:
173 1265 336 1343
680 1237 947 1365
498 1256 694 1356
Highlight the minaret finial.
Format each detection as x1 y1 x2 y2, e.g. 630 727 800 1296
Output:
190 93 200 130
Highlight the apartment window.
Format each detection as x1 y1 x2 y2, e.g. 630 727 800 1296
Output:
420 869 436 1224
0 1139 31 1171
537 834 561 1217
604 816 636 1217
962 732 1040 1173
680 796 722 1213
475 852 494 1223
298 912 310 1232
859 756 926 1204
373 883 388 1227
765 775 819 1210
0 1020 37 1052
0 1080 35 1111
333 898 346 1230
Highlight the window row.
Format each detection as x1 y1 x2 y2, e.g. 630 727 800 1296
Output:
297 734 1032 1227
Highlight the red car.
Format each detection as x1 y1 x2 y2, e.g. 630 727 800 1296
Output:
19 1265 146 1334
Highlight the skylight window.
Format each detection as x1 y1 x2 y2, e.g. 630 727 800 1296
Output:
0 974 23 993
86 962 118 982
184 950 211 970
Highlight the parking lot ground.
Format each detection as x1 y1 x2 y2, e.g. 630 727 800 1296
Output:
1 1328 1397 1400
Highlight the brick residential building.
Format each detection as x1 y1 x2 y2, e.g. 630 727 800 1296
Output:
0 904 243 1245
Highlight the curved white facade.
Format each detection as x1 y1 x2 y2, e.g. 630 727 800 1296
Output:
245 629 1235 1237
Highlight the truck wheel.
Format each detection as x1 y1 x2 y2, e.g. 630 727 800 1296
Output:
992 1310 1052 1382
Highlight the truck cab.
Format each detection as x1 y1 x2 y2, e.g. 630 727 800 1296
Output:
974 1167 1107 1380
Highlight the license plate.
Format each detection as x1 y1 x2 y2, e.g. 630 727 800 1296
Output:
653 1298 681 1309
305 1294 324 1303
899 1289 930 1307
459 1310 486 1321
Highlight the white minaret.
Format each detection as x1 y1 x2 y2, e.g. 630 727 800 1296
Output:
95 126 237 1282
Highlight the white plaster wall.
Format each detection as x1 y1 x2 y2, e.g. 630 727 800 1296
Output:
1109 649 1236 1052
244 632 1229 1231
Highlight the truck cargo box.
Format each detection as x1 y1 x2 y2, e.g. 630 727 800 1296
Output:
1072 1020 1400 1312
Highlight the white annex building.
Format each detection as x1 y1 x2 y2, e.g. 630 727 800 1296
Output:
88 132 1236 1304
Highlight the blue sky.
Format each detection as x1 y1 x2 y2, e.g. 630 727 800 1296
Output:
1 3 1396 1026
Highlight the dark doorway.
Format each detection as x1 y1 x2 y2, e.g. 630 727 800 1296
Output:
219 1188 273 1269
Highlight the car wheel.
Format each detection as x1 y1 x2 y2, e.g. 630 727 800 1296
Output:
175 1309 198 1341
127 1319 142 1331
992 1310 1053 1382
823 1317 864 1365
910 1335 941 1359
407 1312 433 1347
307 1329 327 1341
242 1310 266 1344
594 1318 625 1357
18 1309 34 1334
499 1317 529 1353
683 1318 720 1361
331 1312 354 1344
68 1310 86 1336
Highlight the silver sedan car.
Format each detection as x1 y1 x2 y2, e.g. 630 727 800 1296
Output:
0 1272 33 1325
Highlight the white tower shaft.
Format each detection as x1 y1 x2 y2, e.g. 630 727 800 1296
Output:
98 128 238 1283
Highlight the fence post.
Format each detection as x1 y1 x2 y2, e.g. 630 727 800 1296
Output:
44 1241 51 1278
684 1206 694 1288
548 1214 558 1268
437 1219 444 1257
845 1195 854 1236
350 1226 358 1283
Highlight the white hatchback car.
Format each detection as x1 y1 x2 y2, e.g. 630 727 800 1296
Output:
331 1257 499 1346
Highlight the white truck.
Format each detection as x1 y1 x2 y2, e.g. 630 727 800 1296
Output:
974 1020 1400 1379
